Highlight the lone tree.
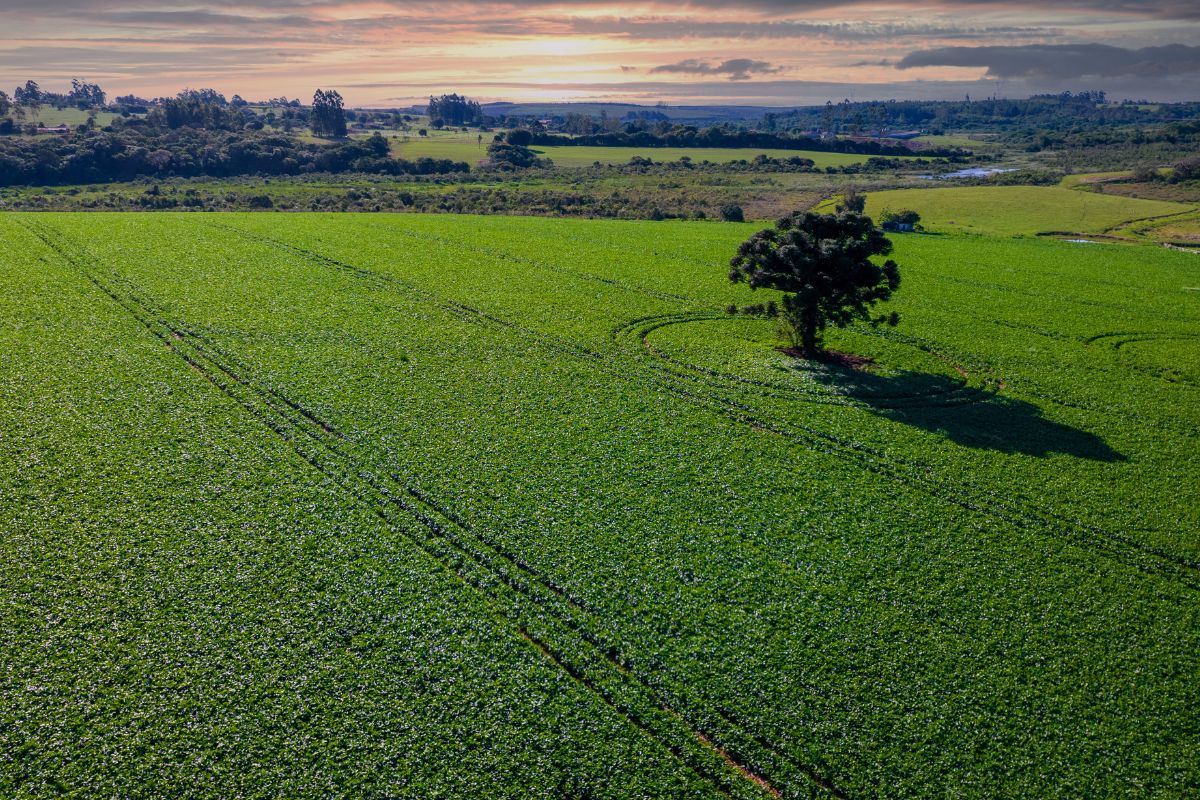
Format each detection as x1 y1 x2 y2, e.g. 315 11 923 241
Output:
311 89 347 137
729 208 900 357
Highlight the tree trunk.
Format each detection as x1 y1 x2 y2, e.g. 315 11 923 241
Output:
801 309 819 357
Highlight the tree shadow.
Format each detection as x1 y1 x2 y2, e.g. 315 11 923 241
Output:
813 367 1125 461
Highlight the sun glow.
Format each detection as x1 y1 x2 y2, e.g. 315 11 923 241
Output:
1 1 1198 103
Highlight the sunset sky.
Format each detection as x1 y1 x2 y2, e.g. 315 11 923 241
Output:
3 1 1200 107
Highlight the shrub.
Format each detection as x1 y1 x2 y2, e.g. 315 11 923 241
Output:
719 204 745 222
880 209 922 231
1170 157 1200 183
1131 165 1160 182
506 129 533 147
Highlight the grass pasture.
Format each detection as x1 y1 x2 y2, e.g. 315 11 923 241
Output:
19 106 121 128
1134 209 1200 244
387 132 893 168
854 185 1195 238
1 213 1198 798
914 133 1003 151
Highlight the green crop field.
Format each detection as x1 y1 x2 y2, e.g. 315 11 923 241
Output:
387 132 890 168
2 212 1198 798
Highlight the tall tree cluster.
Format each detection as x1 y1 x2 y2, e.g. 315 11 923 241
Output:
426 94 482 126
13 80 42 112
176 88 228 107
68 79 106 108
311 89 347 137
148 93 237 129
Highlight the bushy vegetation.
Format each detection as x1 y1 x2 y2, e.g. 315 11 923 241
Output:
0 127 467 187
485 137 554 171
1022 119 1200 170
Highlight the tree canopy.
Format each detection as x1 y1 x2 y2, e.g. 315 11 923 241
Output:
14 81 41 112
729 209 900 355
68 79 106 109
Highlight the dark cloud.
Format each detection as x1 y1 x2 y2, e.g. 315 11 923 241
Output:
649 58 783 80
0 44 303 71
78 10 316 28
897 43 1200 78
570 19 1057 41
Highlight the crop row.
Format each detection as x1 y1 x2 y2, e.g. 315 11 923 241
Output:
210 218 1199 586
16 212 1199 797
20 217 834 799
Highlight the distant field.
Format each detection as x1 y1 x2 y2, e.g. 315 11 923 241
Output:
388 133 900 168
914 133 1001 151
1058 171 1133 189
853 185 1194 237
534 145 884 168
1123 208 1200 244
2 212 1197 797
22 107 120 127
386 133 489 163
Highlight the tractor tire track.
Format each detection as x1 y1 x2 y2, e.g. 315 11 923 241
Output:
201 222 1200 591
613 313 999 410
22 218 841 800
120 217 1200 792
38 217 1200 799
181 221 1200 792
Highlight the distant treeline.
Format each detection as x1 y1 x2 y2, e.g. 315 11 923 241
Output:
773 92 1200 135
1023 119 1200 169
0 127 467 187
523 129 958 157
